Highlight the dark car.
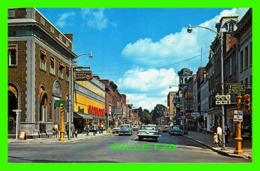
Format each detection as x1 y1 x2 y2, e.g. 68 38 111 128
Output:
119 124 133 136
169 125 184 135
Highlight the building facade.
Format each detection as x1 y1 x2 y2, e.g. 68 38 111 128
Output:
233 9 252 138
8 8 77 137
167 91 177 123
73 75 105 132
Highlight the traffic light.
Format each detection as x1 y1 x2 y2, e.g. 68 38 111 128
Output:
244 94 251 112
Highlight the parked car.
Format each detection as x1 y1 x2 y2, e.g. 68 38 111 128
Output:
132 125 140 131
119 124 133 136
112 127 120 134
159 125 170 132
168 125 184 135
137 124 160 141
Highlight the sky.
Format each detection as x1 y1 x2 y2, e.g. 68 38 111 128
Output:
37 8 249 111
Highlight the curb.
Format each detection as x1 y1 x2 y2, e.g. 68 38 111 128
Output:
8 132 111 144
185 135 251 160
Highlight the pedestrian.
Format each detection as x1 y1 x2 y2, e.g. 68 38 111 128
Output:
93 124 97 136
85 124 89 136
74 129 78 138
101 123 104 133
71 123 75 138
98 123 102 133
65 122 69 139
217 125 222 146
53 122 58 138
213 132 219 147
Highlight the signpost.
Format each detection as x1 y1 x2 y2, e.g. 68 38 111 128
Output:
74 67 93 81
233 110 243 122
12 109 21 140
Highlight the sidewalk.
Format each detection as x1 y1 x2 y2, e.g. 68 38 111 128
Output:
8 131 111 144
185 131 252 160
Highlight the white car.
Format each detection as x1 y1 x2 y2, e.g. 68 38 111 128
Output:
112 127 120 134
137 124 160 141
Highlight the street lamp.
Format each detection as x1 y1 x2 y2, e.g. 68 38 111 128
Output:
69 52 93 139
187 24 226 150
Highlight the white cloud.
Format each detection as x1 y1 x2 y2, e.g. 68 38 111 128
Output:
121 8 249 71
81 8 109 30
125 93 167 111
117 68 179 111
56 12 75 28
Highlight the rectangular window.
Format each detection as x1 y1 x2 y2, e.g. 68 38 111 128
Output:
234 55 237 74
240 50 243 72
40 50 47 70
8 45 17 66
245 78 248 87
50 26 55 34
245 46 248 69
250 42 252 66
66 66 70 82
229 57 232 76
50 57 55 75
40 17 45 25
58 62 65 79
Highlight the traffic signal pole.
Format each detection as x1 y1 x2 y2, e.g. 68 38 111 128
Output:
59 104 65 142
234 94 243 154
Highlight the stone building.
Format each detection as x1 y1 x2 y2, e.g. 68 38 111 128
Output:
8 8 77 137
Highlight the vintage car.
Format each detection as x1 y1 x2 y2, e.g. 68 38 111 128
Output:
112 127 120 134
132 125 140 131
118 124 133 136
168 125 184 135
137 124 160 141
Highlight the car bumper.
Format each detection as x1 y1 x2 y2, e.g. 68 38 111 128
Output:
169 131 182 135
119 132 132 135
137 134 160 138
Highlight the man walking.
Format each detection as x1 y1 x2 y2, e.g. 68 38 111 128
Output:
217 125 222 147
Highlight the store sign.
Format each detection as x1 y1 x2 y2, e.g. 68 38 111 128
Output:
113 108 123 115
88 105 105 117
74 67 93 81
226 83 245 94
215 94 231 105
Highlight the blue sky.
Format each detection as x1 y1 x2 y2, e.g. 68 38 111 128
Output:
38 8 248 111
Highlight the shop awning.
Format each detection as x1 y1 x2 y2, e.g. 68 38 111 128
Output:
73 112 93 119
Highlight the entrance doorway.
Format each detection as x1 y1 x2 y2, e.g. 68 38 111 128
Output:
8 85 18 134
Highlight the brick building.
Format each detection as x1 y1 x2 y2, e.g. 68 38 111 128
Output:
8 8 77 137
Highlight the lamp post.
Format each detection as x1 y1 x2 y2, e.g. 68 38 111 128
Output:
69 53 93 139
187 24 226 150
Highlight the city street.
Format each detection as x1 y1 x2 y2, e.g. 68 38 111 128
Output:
8 132 250 163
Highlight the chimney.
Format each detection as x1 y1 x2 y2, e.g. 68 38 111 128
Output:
65 34 73 42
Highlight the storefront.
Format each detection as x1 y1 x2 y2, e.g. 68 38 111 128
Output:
73 77 106 131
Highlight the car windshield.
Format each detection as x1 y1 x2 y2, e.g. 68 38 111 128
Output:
172 125 182 129
141 126 156 130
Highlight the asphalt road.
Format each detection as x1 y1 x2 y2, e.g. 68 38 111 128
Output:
8 131 250 163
